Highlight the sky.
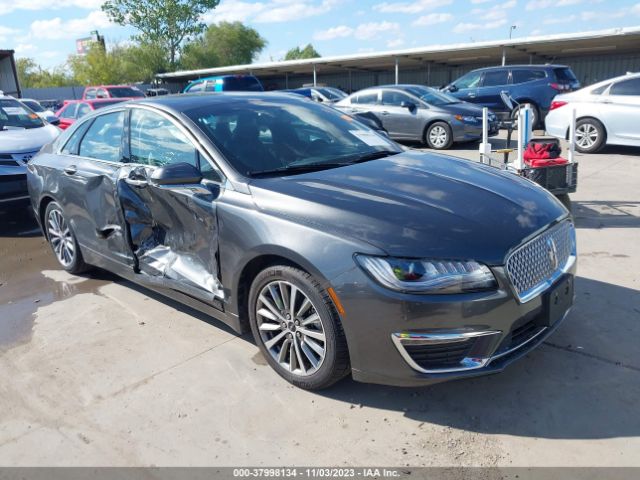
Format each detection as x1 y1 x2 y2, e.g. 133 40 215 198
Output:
1 0 639 69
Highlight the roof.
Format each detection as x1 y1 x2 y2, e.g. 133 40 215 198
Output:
157 27 640 81
137 91 302 111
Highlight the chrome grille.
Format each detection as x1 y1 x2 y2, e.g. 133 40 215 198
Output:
506 220 575 302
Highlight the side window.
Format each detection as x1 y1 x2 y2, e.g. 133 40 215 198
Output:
78 111 125 162
60 103 78 119
482 70 510 87
76 103 92 118
97 88 109 99
353 91 378 105
454 71 482 89
609 78 640 96
187 82 204 93
381 90 412 106
198 153 223 182
591 83 611 95
130 108 198 168
512 69 546 84
61 121 92 155
85 89 96 99
204 81 216 92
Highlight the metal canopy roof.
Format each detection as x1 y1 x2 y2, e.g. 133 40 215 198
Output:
158 27 640 81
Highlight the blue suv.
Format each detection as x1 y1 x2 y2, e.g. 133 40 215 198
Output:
443 65 580 127
183 75 264 93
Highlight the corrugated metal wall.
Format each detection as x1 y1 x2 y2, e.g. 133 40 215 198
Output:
21 83 154 101
254 53 640 93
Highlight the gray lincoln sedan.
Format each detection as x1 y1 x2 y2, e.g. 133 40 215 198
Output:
27 93 576 390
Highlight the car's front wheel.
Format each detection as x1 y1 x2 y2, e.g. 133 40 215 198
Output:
575 118 606 153
248 265 350 390
44 201 89 274
425 122 453 150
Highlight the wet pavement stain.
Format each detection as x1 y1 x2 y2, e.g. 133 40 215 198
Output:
0 207 115 350
251 351 268 366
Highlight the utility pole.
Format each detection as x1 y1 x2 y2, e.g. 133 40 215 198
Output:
502 25 517 66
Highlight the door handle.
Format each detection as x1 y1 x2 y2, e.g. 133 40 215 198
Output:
63 165 77 175
125 177 148 187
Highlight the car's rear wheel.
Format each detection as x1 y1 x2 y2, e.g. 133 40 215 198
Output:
575 118 605 153
248 265 350 390
425 122 453 150
44 201 89 274
511 103 539 129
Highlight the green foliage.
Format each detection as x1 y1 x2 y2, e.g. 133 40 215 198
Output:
102 0 220 66
16 58 74 88
180 21 267 70
284 44 321 61
68 42 170 85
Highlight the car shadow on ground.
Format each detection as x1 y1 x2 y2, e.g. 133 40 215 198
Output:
318 276 640 440
573 200 640 229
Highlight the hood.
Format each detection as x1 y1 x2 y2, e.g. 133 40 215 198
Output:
436 101 489 116
249 151 566 265
0 125 60 154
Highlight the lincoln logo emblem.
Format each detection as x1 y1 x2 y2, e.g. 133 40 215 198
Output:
547 237 559 270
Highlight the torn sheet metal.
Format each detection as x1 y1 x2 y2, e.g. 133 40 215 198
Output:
116 166 224 303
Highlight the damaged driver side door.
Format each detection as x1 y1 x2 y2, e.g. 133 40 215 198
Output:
117 107 225 307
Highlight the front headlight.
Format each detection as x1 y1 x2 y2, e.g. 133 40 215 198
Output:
355 255 497 294
454 114 478 123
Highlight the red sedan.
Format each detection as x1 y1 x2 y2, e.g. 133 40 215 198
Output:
55 99 128 130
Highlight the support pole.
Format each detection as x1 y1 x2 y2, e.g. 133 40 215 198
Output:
568 108 576 164
285 72 289 89
395 57 399 85
478 107 492 164
313 64 317 87
502 47 506 66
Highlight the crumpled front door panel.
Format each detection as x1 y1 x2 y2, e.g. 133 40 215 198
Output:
117 167 224 304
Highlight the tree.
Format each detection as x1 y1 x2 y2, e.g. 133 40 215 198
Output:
284 44 321 61
181 22 267 70
16 58 73 88
102 0 220 66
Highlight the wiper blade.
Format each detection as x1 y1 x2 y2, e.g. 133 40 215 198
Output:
250 163 347 177
336 150 400 164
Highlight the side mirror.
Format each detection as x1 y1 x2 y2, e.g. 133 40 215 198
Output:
401 101 417 112
48 117 60 126
150 162 203 186
447 84 458 93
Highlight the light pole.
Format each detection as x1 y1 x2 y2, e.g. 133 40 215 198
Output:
502 25 517 66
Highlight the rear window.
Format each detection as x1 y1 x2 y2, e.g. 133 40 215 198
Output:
512 69 546 84
610 78 640 96
353 91 378 105
22 100 45 113
93 100 127 110
591 83 611 95
107 87 145 98
222 76 264 92
554 68 578 83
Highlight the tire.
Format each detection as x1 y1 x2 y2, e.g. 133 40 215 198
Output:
248 265 350 390
574 118 606 153
44 201 90 274
511 103 539 130
425 121 453 150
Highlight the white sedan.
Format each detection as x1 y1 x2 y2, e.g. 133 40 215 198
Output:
545 72 640 153
19 98 59 125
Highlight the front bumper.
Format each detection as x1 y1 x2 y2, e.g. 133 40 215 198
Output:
332 262 576 387
452 120 500 142
0 173 29 205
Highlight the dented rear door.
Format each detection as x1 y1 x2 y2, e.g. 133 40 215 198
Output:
117 107 224 305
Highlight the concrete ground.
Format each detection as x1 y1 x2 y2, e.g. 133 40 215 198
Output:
0 132 639 467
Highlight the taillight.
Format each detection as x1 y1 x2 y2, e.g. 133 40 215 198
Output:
550 83 570 91
550 101 568 111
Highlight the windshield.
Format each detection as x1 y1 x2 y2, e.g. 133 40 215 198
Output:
22 100 45 113
222 76 264 92
317 88 346 101
0 99 45 130
185 97 401 177
107 87 145 98
405 86 460 106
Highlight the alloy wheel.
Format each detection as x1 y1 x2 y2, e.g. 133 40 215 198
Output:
429 125 449 148
47 209 75 267
256 280 326 376
576 123 599 149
